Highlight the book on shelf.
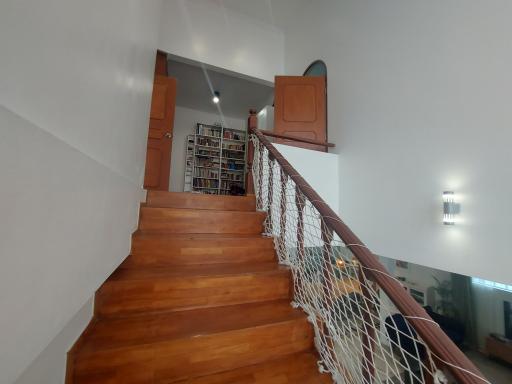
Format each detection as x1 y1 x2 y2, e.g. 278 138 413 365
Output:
194 167 219 179
186 124 248 195
223 129 245 141
222 143 245 151
196 124 222 138
196 137 220 147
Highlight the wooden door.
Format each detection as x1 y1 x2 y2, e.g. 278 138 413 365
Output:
274 76 327 152
143 75 177 190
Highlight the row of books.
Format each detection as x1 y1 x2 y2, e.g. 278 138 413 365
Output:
196 149 220 157
222 161 244 171
193 179 219 189
196 137 219 148
197 124 222 138
194 167 219 179
222 143 245 151
223 130 245 141
221 172 243 181
221 149 244 160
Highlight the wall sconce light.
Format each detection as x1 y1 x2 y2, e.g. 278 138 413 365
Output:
443 191 460 225
212 91 220 104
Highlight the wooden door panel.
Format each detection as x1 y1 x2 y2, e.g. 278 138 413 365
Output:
150 84 168 120
144 146 161 188
143 75 176 190
283 85 317 122
274 76 326 152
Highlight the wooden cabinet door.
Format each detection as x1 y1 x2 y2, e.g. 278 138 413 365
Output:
143 75 176 190
274 76 327 152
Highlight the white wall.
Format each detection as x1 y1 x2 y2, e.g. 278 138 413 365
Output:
14 298 94 384
274 144 339 214
158 0 284 83
0 1 162 382
170 106 245 192
276 0 512 284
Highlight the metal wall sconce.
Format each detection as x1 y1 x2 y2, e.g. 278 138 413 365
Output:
443 191 460 225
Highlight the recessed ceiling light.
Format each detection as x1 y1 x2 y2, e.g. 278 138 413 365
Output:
212 91 220 104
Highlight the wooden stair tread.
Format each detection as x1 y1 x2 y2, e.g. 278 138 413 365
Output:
125 233 275 267
146 191 256 211
69 192 333 383
132 231 270 239
107 263 287 281
95 263 291 317
173 352 332 384
76 300 305 356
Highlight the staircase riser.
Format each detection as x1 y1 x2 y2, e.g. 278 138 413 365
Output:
126 238 276 267
95 273 291 317
73 319 313 383
146 191 256 211
139 208 265 234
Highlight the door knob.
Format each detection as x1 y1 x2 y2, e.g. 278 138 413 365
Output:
164 132 173 139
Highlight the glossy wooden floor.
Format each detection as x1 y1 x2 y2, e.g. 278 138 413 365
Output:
67 192 332 383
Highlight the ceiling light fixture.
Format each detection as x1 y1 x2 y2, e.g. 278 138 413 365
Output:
212 91 220 104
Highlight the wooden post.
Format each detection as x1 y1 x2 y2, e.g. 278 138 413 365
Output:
245 110 257 196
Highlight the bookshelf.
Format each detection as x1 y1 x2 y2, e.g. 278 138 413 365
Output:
186 123 247 195
183 135 194 192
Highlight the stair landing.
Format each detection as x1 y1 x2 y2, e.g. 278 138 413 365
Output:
67 191 331 383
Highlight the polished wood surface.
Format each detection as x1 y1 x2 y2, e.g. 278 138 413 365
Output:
143 75 176 190
95 263 291 317
486 336 512 364
173 352 332 384
125 233 275 267
154 51 168 77
68 192 331 383
258 129 334 148
250 128 485 384
274 76 327 152
146 191 256 211
139 207 266 234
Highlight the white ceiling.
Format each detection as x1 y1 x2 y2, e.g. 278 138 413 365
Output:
167 57 274 119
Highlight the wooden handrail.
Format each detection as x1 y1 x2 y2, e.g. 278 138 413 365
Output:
258 129 335 148
249 126 486 384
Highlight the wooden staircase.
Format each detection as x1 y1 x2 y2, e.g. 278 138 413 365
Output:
67 191 332 383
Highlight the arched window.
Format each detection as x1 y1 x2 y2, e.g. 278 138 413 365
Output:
303 60 327 77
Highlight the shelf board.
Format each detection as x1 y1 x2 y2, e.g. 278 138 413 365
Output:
196 134 221 140
195 155 220 159
193 176 219 180
222 157 245 161
222 148 245 153
195 144 220 150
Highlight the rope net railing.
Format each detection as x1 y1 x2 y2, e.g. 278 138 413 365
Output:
249 133 487 384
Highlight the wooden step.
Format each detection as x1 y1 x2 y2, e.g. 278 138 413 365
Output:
146 191 256 211
72 301 315 383
125 233 276 267
139 207 266 234
95 264 291 318
173 352 332 384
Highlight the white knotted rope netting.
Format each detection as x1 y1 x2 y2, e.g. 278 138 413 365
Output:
251 135 457 384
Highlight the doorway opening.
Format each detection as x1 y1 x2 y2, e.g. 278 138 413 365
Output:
144 52 274 195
